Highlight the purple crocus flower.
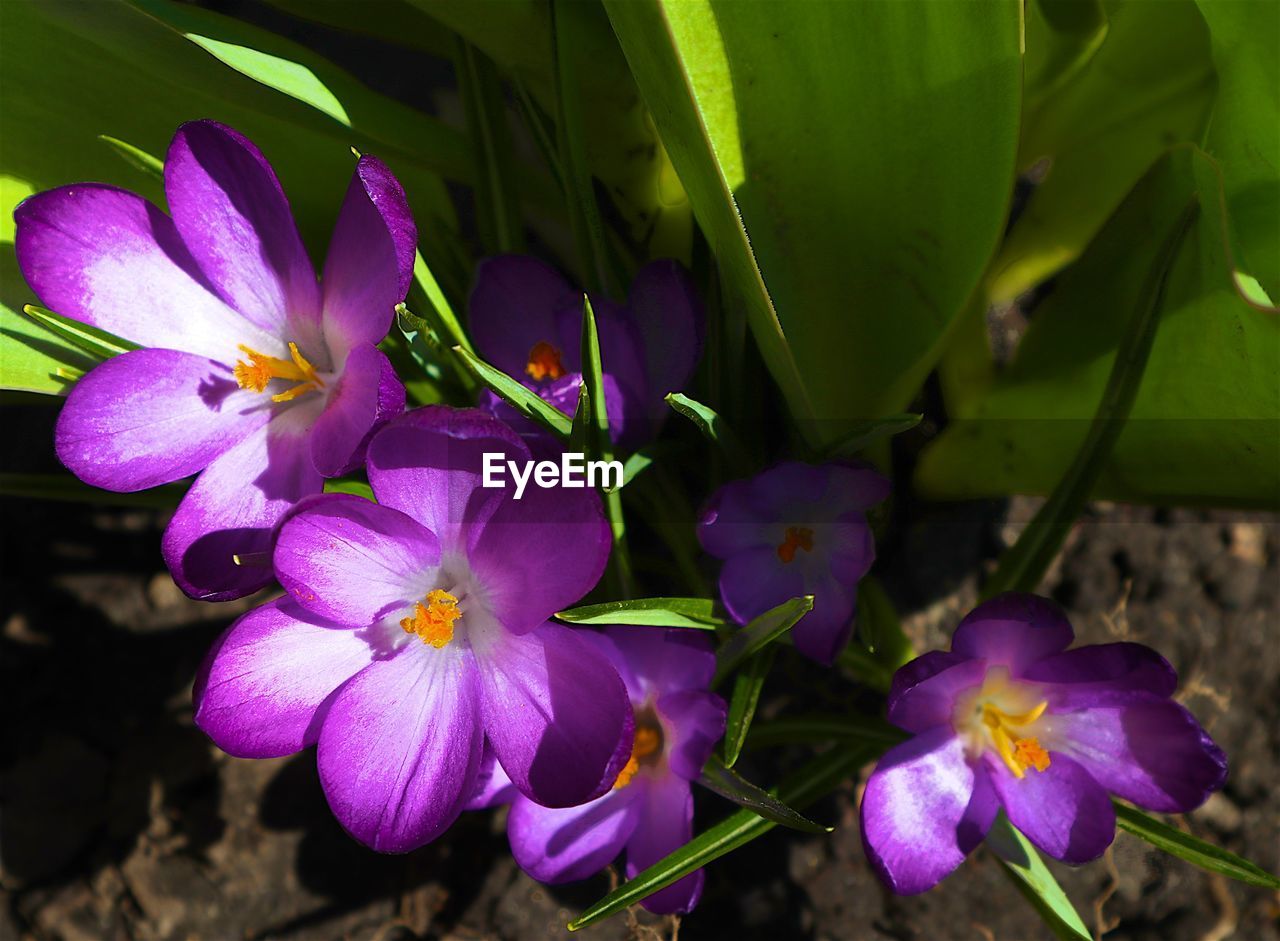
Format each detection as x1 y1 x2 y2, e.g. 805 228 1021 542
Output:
861 592 1228 894
470 628 726 914
467 255 702 448
697 461 890 665
192 406 633 852
15 120 414 600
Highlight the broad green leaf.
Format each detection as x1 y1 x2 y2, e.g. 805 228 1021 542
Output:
0 473 186 507
917 148 1280 508
714 595 813 687
664 392 750 468
262 0 455 58
988 815 1092 941
450 346 572 439
990 0 1215 302
721 647 773 768
821 414 922 459
697 755 829 834
607 1 1021 444
568 742 872 930
1114 802 1280 889
555 597 724 630
23 305 141 361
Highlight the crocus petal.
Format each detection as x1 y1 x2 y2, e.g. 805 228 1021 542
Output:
986 751 1115 864
951 593 1074 675
657 690 728 781
508 789 642 884
790 571 858 665
860 726 998 894
718 545 805 626
625 776 704 914
309 344 405 477
321 156 416 354
473 620 632 808
1044 698 1227 813
468 254 578 374
826 463 893 513
696 478 772 558
626 260 703 411
366 406 528 551
824 511 877 585
317 643 483 852
602 627 717 701
886 658 988 734
165 120 321 344
274 494 440 626
54 349 267 491
193 598 375 758
465 745 517 810
467 467 611 634
887 651 973 721
14 184 269 360
1024 643 1178 708
162 407 324 600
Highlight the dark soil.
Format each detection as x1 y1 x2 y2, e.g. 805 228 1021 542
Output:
2 397 1277 941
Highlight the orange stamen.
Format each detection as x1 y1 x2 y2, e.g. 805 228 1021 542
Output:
613 724 662 789
776 526 815 564
1013 737 1051 774
233 342 324 402
525 340 566 381
400 588 462 648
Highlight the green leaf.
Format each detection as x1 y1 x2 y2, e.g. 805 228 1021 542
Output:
568 742 871 930
720 647 773 768
664 392 750 468
988 815 1092 941
457 38 525 255
821 413 922 458
567 381 592 456
1114 802 1280 889
23 305 141 361
450 345 572 439
618 443 661 490
990 0 1215 302
0 472 186 507
698 754 829 834
855 577 915 670
918 148 1280 508
98 134 164 179
714 595 813 687
745 714 908 752
606 0 1022 444
0 302 92 395
555 597 725 630
323 478 374 501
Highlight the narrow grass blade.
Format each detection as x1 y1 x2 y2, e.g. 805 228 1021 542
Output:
98 135 164 179
664 392 751 469
822 413 922 457
456 38 524 254
721 647 774 767
555 597 724 629
745 714 908 751
451 346 572 438
713 595 813 687
1114 802 1280 889
988 814 1092 941
698 754 829 833
23 305 140 360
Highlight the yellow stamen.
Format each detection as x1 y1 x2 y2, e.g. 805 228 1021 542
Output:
983 699 1051 778
233 342 324 402
613 724 662 789
400 588 462 648
776 526 815 564
525 340 566 381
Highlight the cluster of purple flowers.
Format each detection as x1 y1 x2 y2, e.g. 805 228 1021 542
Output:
16 122 1227 915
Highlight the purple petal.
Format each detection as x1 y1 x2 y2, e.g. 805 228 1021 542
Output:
1045 698 1227 813
317 643 483 852
717 545 805 626
366 406 528 551
54 349 267 491
602 627 717 701
467 465 611 634
790 570 858 665
165 120 321 345
508 788 642 884
860 726 997 894
625 776 704 914
193 598 375 758
273 493 441 626
473 620 633 808
465 744 517 810
886 658 987 734
657 689 727 781
986 751 1115 864
887 651 972 720
162 409 323 600
14 183 267 359
826 463 893 513
951 593 1074 675
696 478 772 558
1025 643 1178 708
309 344 405 477
321 156 416 354
625 259 703 411
468 254 578 375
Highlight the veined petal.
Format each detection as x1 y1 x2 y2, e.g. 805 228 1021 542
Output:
55 349 267 491
887 651 973 723
465 745 517 810
1043 698 1227 814
468 254 578 375
274 493 440 626
1025 643 1178 708
165 120 321 345
162 406 323 601
717 545 806 626
860 726 997 895
193 598 376 758
508 788 642 884
951 593 1074 675
986 750 1115 865
887 657 987 734
473 620 632 808
14 184 270 359
696 478 773 559
309 344 405 477
601 627 717 702
625 775 703 915
321 156 416 354
317 643 482 853
657 689 727 782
